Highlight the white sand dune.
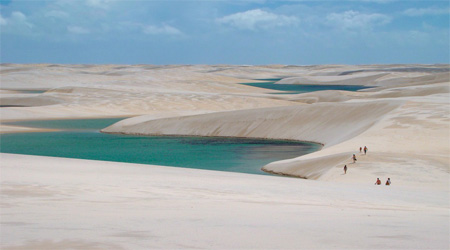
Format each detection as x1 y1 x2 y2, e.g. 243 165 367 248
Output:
0 95 63 107
102 100 401 148
1 153 448 249
1 64 449 249
276 72 388 86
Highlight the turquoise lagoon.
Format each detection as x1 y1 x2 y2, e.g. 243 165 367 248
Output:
1 118 321 175
241 79 372 94
1 82 372 175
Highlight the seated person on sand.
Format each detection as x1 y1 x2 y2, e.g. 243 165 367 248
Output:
375 178 381 185
386 178 391 186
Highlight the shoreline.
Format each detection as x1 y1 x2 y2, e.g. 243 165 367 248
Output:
101 130 326 147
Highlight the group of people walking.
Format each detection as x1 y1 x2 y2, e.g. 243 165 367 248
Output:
352 146 367 163
359 146 368 155
343 146 392 185
345 146 367 171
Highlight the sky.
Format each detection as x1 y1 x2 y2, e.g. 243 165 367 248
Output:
0 0 449 65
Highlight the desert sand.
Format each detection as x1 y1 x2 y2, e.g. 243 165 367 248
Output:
1 64 449 249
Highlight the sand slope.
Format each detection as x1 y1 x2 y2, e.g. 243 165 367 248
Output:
102 101 401 147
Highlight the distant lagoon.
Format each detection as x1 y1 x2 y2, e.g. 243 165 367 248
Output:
241 79 372 94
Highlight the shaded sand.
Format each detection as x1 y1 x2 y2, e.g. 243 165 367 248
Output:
1 64 449 249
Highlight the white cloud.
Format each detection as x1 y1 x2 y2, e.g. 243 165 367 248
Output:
45 10 69 19
11 11 33 28
117 21 185 37
143 24 183 36
85 0 113 9
0 11 34 31
326 10 391 30
67 25 90 34
0 14 7 26
359 0 394 3
403 7 450 16
217 9 298 30
11 11 26 21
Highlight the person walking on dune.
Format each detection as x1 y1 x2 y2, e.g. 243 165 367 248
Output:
375 178 381 185
359 147 362 153
364 146 368 155
344 165 347 174
352 154 357 163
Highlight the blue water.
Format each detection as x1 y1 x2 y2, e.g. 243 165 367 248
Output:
1 119 321 175
241 80 372 94
7 118 125 130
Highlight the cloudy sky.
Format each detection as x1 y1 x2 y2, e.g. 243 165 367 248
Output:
1 0 448 65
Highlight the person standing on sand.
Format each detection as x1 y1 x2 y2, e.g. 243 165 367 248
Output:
386 178 391 186
344 165 347 174
364 146 368 155
360 147 362 153
352 154 357 163
375 178 381 185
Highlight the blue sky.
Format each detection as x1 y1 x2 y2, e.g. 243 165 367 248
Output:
1 0 449 65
